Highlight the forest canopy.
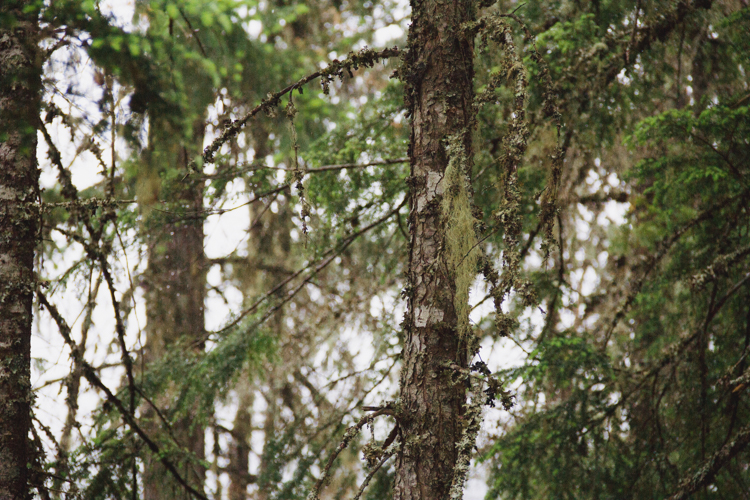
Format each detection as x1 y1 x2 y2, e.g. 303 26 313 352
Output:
1 0 749 499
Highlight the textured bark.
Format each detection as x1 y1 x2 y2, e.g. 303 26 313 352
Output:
142 122 207 500
394 1 476 499
0 2 40 499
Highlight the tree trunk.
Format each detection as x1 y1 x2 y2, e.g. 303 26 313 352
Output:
228 121 274 500
395 1 477 499
141 121 207 500
227 386 253 500
0 2 41 498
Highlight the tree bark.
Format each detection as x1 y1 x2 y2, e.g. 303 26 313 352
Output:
141 121 207 500
227 387 253 500
395 1 476 499
0 2 41 499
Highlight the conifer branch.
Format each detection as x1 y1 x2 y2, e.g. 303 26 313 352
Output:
601 189 750 349
307 406 396 500
211 199 406 337
37 292 209 500
667 425 750 500
352 445 397 500
193 46 401 172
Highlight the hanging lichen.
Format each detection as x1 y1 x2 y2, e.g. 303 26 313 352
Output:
442 134 479 347
448 390 484 500
468 16 533 333
285 96 311 236
470 14 564 255
464 13 565 337
446 360 514 500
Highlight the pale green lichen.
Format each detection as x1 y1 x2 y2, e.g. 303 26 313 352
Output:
442 134 478 344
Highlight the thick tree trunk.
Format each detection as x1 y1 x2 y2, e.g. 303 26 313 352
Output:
0 2 40 499
142 122 207 500
395 1 476 499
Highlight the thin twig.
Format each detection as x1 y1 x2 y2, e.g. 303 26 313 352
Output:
352 447 397 500
600 189 750 349
211 200 406 337
667 425 750 500
307 407 395 500
37 292 209 500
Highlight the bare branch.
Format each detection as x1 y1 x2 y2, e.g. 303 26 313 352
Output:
210 199 406 337
37 292 209 500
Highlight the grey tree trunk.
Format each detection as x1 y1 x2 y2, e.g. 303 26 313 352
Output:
394 1 477 499
0 2 41 499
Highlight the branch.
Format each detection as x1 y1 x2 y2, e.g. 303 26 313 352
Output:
304 158 408 173
201 158 407 180
193 46 401 171
54 226 138 414
668 425 750 500
210 199 406 337
601 189 750 349
352 446 397 500
306 407 395 500
37 292 209 500
591 271 750 427
99 255 136 413
33 199 137 211
577 191 630 204
624 0 713 73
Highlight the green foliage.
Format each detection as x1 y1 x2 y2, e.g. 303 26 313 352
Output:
302 79 408 257
482 2 750 499
364 464 394 500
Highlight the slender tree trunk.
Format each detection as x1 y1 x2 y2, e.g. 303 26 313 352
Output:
395 1 476 499
0 2 41 499
142 121 207 500
228 121 273 500
228 387 253 500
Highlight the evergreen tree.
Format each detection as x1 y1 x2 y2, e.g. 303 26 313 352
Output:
394 1 478 498
10 0 750 499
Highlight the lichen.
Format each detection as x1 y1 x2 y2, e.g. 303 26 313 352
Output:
690 243 750 290
468 12 565 338
442 134 479 347
285 97 310 237
448 392 483 500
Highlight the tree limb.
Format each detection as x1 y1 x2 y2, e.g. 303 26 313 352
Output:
668 426 750 500
37 291 209 500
